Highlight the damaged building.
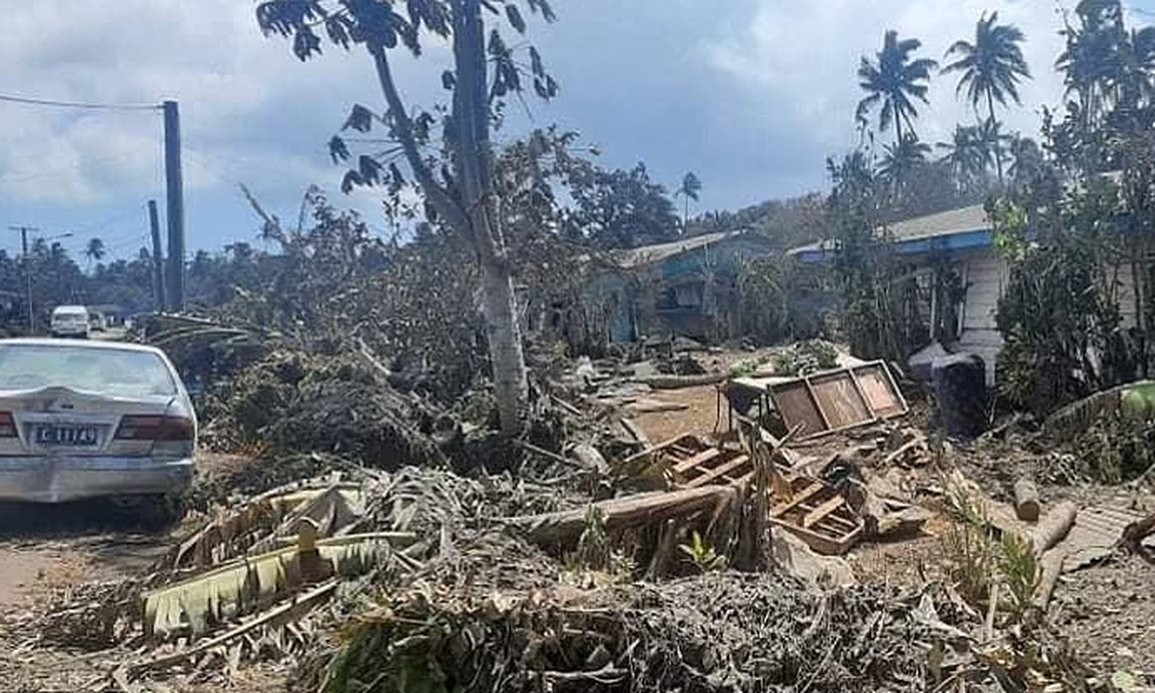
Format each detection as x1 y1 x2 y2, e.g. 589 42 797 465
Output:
588 230 776 343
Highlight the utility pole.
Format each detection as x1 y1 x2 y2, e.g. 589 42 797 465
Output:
147 200 166 311
163 100 185 312
9 225 37 333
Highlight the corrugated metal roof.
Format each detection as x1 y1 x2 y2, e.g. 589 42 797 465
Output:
788 204 991 259
610 231 745 269
885 205 989 242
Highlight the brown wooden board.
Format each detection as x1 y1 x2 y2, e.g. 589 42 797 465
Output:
854 364 905 417
759 361 908 440
809 373 872 429
772 382 826 437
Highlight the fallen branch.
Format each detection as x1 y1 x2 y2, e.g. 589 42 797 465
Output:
1033 549 1067 610
619 418 651 446
628 401 690 414
516 440 569 466
1013 478 1040 522
635 373 727 390
1030 502 1077 555
509 485 737 545
883 436 928 467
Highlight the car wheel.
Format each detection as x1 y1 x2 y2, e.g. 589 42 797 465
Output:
138 493 186 531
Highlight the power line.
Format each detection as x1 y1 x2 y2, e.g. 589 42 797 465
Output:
0 92 161 112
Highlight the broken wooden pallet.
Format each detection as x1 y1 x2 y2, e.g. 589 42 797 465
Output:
769 475 863 555
661 438 753 488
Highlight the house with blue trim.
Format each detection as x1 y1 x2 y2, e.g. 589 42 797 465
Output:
791 204 1140 385
588 230 776 343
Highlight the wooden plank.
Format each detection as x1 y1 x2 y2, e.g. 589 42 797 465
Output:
620 418 651 447
802 376 834 430
847 370 881 423
673 448 721 475
770 383 826 437
620 434 697 467
810 373 872 429
803 496 845 528
770 482 824 518
686 455 750 488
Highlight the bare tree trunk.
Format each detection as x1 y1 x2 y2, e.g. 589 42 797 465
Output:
988 91 1004 185
369 0 529 434
452 0 527 433
480 259 528 432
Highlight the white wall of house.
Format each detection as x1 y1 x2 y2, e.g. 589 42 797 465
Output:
935 251 1141 387
955 250 1006 386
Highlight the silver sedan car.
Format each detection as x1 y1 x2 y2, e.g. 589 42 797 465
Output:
0 339 195 517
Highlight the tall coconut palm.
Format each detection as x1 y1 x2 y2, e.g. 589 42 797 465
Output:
937 124 989 191
1056 0 1125 127
943 12 1031 183
856 30 938 146
84 237 106 270
674 171 702 231
877 133 931 194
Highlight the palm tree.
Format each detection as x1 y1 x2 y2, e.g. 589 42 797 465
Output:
856 30 938 146
1056 0 1126 127
1006 134 1046 190
943 12 1031 183
877 134 930 194
977 117 1011 173
674 172 702 231
85 237 106 270
937 124 989 191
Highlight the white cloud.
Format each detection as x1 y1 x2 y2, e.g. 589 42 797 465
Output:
0 0 439 210
704 0 1068 156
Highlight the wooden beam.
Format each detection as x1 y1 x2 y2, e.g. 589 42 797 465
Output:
511 485 737 546
686 455 750 488
673 448 721 475
771 482 823 518
803 495 845 528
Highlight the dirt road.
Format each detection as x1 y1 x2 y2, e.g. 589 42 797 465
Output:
0 500 169 599
0 501 173 690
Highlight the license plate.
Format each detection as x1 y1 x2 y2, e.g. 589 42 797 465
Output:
35 425 99 446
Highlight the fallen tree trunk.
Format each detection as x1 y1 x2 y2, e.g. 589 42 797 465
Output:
1033 549 1067 610
1013 478 1040 522
511 485 737 546
635 373 727 390
1031 501 1077 555
628 401 691 414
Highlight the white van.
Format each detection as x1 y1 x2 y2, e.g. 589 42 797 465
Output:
50 305 91 339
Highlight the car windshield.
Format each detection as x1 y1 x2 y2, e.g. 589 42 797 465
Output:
0 345 177 397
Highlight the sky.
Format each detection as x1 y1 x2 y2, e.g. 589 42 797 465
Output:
1 0 1155 261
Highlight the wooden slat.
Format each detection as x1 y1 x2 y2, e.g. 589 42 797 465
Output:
620 435 698 466
686 455 750 488
802 377 833 430
803 496 845 528
673 448 721 475
770 482 824 518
